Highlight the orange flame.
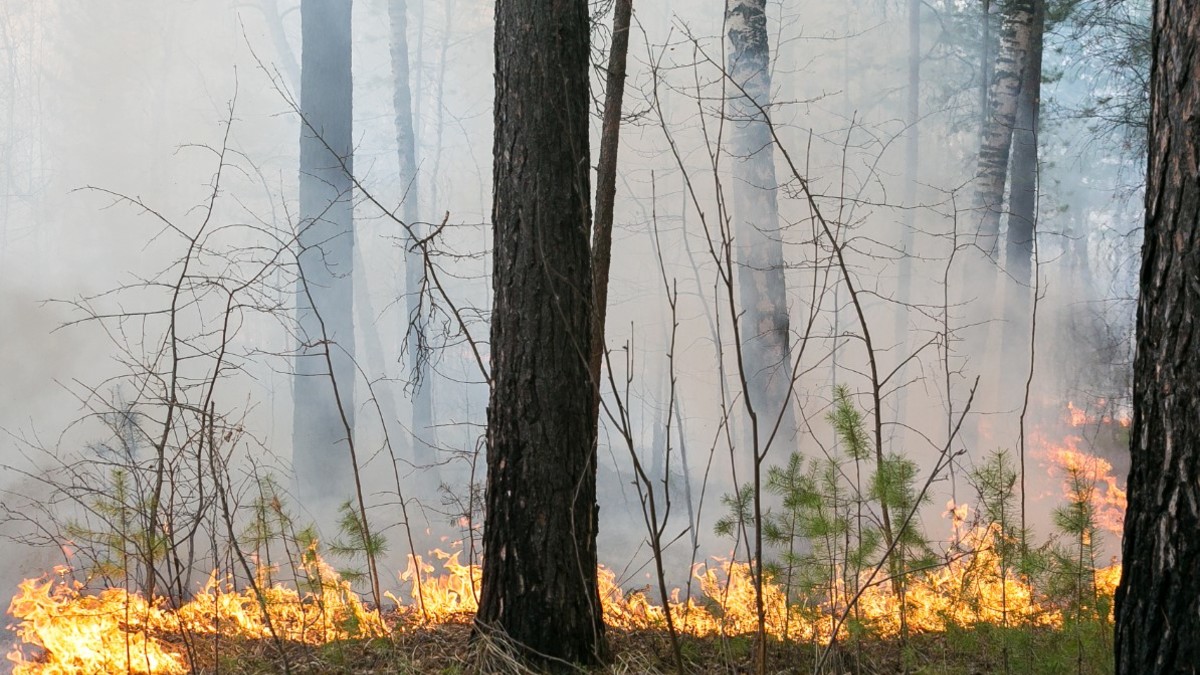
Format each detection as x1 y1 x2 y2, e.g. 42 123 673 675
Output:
9 532 1123 673
391 548 481 622
8 547 386 674
7 577 186 674
1067 401 1089 427
1039 434 1128 535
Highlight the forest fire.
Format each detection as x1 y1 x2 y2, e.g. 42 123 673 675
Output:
7 572 186 675
1033 400 1130 537
7 547 387 674
8 522 1122 673
1043 437 1128 534
2 404 1128 673
1066 400 1131 430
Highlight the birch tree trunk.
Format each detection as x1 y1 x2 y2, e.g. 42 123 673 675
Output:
1005 0 1043 293
726 4 793 668
725 0 794 457
1003 0 1044 352
293 0 356 511
1114 1 1200 670
973 0 1033 262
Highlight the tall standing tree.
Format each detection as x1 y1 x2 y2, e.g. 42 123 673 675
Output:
973 0 1034 265
892 0 922 441
293 0 356 513
388 0 435 466
725 3 794 668
725 0 794 459
1114 1 1200 670
588 0 633 396
1004 0 1044 296
476 0 606 667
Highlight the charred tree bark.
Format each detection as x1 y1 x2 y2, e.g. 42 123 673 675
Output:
973 0 1033 261
476 0 606 667
293 0 355 512
1114 2 1200 671
725 0 794 455
388 0 435 466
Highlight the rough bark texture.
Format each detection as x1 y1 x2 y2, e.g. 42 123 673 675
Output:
974 0 1033 260
477 0 606 667
293 0 355 511
725 0 794 454
388 0 435 466
1114 2 1200 671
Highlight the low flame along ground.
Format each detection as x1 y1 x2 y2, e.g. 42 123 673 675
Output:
7 410 1126 674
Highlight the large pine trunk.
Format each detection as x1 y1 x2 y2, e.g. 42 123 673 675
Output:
477 0 606 667
293 0 355 511
1114 2 1200 671
725 0 794 458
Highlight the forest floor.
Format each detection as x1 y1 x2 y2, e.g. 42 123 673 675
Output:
177 618 1116 674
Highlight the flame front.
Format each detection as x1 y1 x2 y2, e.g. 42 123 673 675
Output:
9 534 1121 673
1036 431 1128 536
10 420 1129 675
7 548 386 674
7 576 186 675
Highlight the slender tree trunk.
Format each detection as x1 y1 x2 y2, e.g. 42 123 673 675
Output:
726 3 793 671
477 0 606 667
974 0 1033 261
965 0 1033 439
1114 2 1200 671
980 0 993 133
388 0 435 466
259 0 300 88
589 0 633 394
893 0 921 445
1005 0 1043 294
899 0 919 305
293 0 355 513
428 0 453 213
1003 0 1044 372
725 0 794 457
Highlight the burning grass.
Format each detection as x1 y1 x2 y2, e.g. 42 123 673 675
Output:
7 405 1126 673
7 527 1120 674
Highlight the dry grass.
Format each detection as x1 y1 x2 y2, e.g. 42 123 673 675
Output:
153 619 1113 674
